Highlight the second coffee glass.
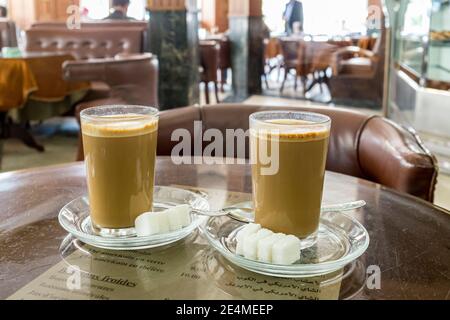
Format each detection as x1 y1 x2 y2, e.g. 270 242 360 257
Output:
250 111 331 247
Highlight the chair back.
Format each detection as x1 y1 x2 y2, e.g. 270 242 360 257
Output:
278 37 300 62
65 53 158 106
200 41 220 82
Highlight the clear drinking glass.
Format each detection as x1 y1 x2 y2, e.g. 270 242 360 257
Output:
250 111 331 248
80 105 159 237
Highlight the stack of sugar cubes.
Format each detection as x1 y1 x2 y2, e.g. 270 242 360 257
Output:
135 205 191 236
236 223 301 265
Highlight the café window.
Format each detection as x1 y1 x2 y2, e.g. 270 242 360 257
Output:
80 0 146 20
263 0 369 34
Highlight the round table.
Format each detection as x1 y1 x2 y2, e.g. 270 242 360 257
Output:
0 158 449 300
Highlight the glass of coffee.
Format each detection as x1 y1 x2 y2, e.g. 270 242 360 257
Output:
80 105 159 237
250 111 331 248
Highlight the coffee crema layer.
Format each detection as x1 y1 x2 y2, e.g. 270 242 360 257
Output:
82 114 158 138
251 119 330 142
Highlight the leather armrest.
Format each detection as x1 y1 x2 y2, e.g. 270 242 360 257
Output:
63 53 156 84
358 117 438 202
63 59 109 83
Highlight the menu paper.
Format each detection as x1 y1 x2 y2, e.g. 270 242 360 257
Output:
8 188 343 300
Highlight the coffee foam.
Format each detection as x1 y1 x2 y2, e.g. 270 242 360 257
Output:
82 114 158 138
251 119 329 142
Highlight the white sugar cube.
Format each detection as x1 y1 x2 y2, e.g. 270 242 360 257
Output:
167 208 183 231
243 229 273 260
135 212 163 237
257 233 286 263
174 204 191 227
236 223 261 255
272 235 301 265
158 212 170 233
166 205 191 231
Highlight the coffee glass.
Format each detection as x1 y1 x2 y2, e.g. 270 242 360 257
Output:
250 111 331 248
80 105 159 237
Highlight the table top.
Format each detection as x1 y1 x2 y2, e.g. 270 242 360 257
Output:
1 158 449 300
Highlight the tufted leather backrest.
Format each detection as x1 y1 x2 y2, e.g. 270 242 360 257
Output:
30 21 149 30
158 104 438 201
24 27 144 60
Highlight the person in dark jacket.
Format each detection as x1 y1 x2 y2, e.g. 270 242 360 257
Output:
0 6 7 18
104 0 135 20
283 0 304 34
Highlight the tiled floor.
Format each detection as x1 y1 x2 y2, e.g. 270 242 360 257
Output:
0 95 448 212
0 117 79 172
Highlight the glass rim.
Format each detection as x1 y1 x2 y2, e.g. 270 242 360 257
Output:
250 110 331 126
80 105 159 123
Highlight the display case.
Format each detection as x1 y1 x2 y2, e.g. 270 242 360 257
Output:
388 0 450 174
395 0 450 90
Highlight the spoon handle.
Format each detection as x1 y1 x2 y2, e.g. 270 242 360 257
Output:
192 200 367 220
321 200 366 213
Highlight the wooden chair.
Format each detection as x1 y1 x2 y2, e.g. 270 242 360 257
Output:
200 41 221 104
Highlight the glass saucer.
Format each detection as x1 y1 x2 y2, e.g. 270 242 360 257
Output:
58 186 209 251
201 211 370 278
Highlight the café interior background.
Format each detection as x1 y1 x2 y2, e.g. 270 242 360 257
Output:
0 0 449 211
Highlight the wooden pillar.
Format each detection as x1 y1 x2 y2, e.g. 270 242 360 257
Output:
228 0 264 99
200 0 229 33
148 0 200 110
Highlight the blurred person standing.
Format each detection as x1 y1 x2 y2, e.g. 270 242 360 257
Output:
0 5 7 18
283 0 304 35
104 0 135 20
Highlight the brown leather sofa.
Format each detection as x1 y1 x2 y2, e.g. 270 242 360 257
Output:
30 21 148 30
24 26 146 60
74 103 438 201
329 26 387 106
157 104 437 202
28 21 149 53
64 53 158 106
0 18 18 48
24 22 150 106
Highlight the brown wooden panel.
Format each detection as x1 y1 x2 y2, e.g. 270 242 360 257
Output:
148 0 187 11
229 0 261 17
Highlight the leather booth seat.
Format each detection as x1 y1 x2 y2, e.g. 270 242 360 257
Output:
28 21 149 56
154 104 438 202
66 53 159 108
329 17 388 106
30 21 148 30
24 22 149 107
25 28 145 60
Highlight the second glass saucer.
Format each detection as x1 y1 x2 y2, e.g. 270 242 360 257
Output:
201 211 370 278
